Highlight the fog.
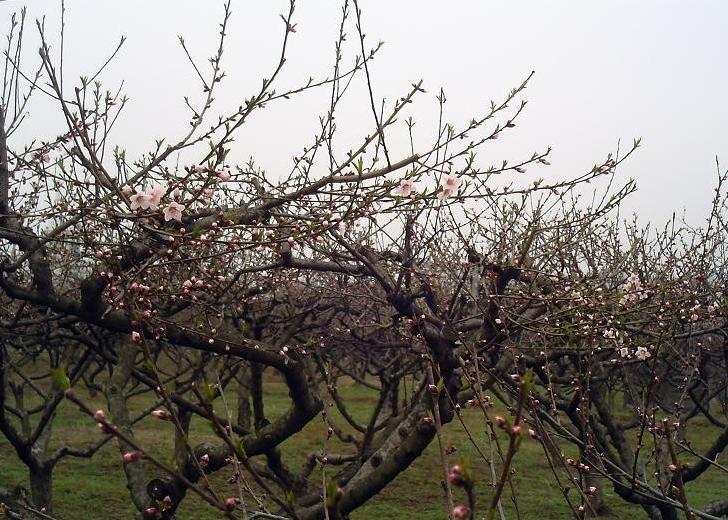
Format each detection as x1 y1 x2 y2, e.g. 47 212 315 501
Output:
2 0 727 225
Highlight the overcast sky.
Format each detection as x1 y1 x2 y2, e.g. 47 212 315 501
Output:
3 1 727 225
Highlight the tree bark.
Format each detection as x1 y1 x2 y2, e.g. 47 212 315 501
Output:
28 465 52 513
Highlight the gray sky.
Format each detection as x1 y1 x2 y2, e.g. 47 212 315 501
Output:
3 1 727 225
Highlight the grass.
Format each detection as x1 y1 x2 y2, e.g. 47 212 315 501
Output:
1 376 726 519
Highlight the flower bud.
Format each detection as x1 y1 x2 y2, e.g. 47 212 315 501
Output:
123 451 141 463
151 409 173 421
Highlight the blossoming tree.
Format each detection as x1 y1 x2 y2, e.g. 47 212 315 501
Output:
1 2 727 520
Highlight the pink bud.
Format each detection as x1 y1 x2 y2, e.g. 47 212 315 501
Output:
428 384 439 395
123 451 141 462
225 497 237 510
511 425 521 436
94 410 106 422
151 409 173 421
668 464 678 472
452 505 470 519
447 465 464 486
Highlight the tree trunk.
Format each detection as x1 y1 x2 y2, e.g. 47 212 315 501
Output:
236 362 252 432
29 465 52 513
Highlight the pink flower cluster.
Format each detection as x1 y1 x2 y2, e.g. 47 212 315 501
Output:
122 184 185 222
391 173 462 200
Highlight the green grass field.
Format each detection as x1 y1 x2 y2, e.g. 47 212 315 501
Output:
1 377 726 519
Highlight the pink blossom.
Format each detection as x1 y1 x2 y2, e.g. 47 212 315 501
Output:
131 331 142 344
163 202 185 222
94 410 106 422
121 185 132 195
129 192 149 211
452 505 470 519
216 167 232 181
442 174 461 190
394 178 415 197
635 346 651 361
437 174 461 200
146 185 165 210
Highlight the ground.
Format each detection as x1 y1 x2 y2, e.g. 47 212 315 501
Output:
1 376 725 519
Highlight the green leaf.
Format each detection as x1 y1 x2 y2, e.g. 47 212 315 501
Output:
50 367 71 390
325 477 341 508
234 438 246 459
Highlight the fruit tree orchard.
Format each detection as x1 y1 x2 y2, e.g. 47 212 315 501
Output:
1 2 727 520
